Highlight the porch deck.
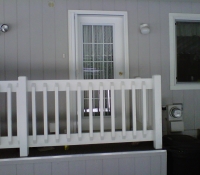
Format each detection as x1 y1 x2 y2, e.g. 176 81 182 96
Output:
0 141 154 159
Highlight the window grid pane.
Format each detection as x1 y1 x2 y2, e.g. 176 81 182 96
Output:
83 25 113 116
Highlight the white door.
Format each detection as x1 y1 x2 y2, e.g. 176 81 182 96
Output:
69 11 129 132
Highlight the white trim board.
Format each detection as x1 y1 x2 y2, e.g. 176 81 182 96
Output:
169 13 200 90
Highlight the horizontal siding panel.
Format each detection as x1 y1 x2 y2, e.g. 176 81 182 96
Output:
103 158 119 175
69 160 86 175
34 162 51 175
0 165 16 175
52 162 69 175
86 160 103 175
17 164 34 175
119 157 135 175
135 157 151 175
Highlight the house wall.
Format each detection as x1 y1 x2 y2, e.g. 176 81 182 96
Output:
0 0 200 136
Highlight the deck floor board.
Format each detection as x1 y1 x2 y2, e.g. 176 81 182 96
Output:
0 141 155 159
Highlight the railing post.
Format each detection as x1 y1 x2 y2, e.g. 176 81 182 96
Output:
17 76 29 156
152 75 162 149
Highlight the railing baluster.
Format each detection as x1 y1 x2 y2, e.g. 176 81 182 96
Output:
0 86 2 145
31 84 37 142
135 78 142 126
111 83 115 138
55 84 59 141
131 82 137 137
121 82 126 137
89 83 93 138
142 81 147 136
43 83 48 142
99 83 104 138
147 90 153 128
7 84 12 144
66 84 70 139
77 83 82 139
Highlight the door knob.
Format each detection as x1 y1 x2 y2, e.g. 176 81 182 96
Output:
119 72 123 76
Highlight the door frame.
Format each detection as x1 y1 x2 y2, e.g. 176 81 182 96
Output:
68 10 129 132
68 10 129 79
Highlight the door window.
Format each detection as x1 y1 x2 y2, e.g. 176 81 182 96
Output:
83 25 114 117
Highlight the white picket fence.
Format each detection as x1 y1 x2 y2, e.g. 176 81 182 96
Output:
0 75 162 157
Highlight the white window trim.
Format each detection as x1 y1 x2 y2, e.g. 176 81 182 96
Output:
169 13 200 90
68 10 129 79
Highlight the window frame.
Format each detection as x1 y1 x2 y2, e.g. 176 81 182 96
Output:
169 13 200 90
68 10 129 80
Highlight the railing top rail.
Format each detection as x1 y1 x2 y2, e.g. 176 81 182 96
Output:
0 75 161 92
27 78 155 92
0 81 18 92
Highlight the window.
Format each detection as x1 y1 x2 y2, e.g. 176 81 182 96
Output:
169 13 200 90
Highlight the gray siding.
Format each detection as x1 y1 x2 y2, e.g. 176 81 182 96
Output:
0 0 200 135
0 150 167 175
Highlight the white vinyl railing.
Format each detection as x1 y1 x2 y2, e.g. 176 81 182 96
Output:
0 75 162 157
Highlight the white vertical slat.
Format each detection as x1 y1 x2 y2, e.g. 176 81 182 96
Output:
160 1 173 107
55 0 68 79
0 0 5 82
43 83 48 142
110 83 115 138
0 86 2 145
4 1 18 81
91 0 103 10
17 77 29 157
149 1 162 76
89 83 93 138
137 90 142 123
132 82 137 137
17 0 31 79
138 0 150 78
121 82 126 137
7 84 12 144
146 90 149 128
142 82 147 136
152 75 162 149
79 0 91 10
99 83 104 138
30 0 43 79
66 84 70 139
55 84 59 141
43 0 56 79
31 84 37 142
77 83 82 139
